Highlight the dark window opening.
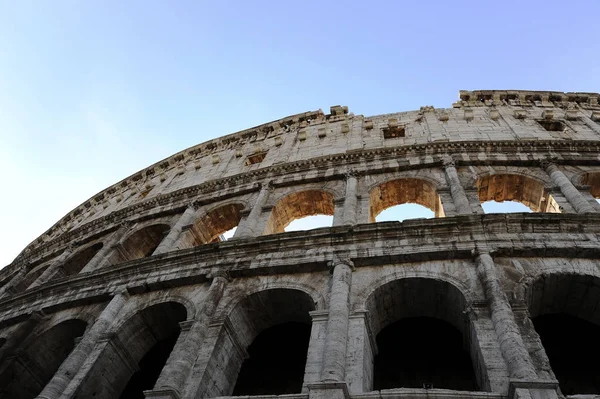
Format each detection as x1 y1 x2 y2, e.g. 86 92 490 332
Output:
118 331 180 399
232 322 310 396
533 314 600 395
245 151 267 165
383 126 405 139
538 120 566 132
374 317 477 391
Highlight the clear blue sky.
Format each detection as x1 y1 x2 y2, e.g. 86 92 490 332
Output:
1 1 599 266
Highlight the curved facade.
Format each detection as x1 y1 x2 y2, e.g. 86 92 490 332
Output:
1 90 600 398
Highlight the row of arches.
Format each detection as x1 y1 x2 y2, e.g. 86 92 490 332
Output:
2 272 599 397
11 170 600 295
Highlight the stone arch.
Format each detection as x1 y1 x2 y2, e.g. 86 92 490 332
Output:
197 288 316 398
108 223 170 264
181 201 246 246
355 268 478 311
363 277 482 392
16 262 51 292
0 318 87 398
369 177 444 222
525 272 600 395
57 242 104 277
575 171 600 198
73 301 188 399
476 172 559 212
265 189 336 234
110 294 196 334
216 280 325 320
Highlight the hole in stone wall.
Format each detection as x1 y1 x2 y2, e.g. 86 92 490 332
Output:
265 190 335 234
73 302 187 399
232 322 311 396
58 242 104 277
245 151 267 166
375 203 435 222
374 317 477 391
383 126 405 139
180 203 244 247
284 214 333 232
118 332 181 399
0 319 87 399
538 120 566 132
477 174 559 213
579 172 600 199
197 289 315 398
370 179 443 222
533 314 600 395
366 278 482 392
481 200 533 213
109 224 171 264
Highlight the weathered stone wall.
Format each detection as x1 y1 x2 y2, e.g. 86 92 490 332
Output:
1 90 600 399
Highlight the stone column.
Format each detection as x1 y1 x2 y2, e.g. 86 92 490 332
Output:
80 222 133 273
473 248 537 380
343 171 358 226
442 157 472 215
321 257 353 382
542 160 595 214
146 273 229 399
29 244 76 289
0 265 29 298
233 182 271 239
152 204 199 255
36 289 129 399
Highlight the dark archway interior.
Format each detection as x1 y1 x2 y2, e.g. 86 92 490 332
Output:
533 314 600 395
233 321 311 396
59 242 104 277
109 224 170 264
0 319 87 398
118 332 180 399
374 317 477 391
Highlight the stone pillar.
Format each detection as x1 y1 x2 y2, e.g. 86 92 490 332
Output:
0 266 29 298
36 289 129 399
152 204 199 255
80 222 133 273
473 248 537 380
146 273 229 399
442 157 472 215
321 257 353 382
302 311 329 392
342 171 358 226
29 244 76 289
233 182 271 239
345 310 377 394
542 160 595 214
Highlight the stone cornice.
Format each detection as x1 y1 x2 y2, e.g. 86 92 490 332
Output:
7 138 600 277
3 213 600 325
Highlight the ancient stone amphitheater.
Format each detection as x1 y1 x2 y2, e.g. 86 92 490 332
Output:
1 90 600 399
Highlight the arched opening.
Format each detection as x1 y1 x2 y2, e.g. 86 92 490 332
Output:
16 263 50 292
285 214 334 232
477 174 559 213
366 278 480 392
109 224 170 264
198 288 315 397
527 273 600 395
232 322 311 395
73 301 187 399
369 179 443 223
265 190 335 234
180 203 244 247
0 319 87 398
56 243 104 278
578 172 600 205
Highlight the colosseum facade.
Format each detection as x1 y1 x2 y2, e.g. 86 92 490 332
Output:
1 90 600 399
